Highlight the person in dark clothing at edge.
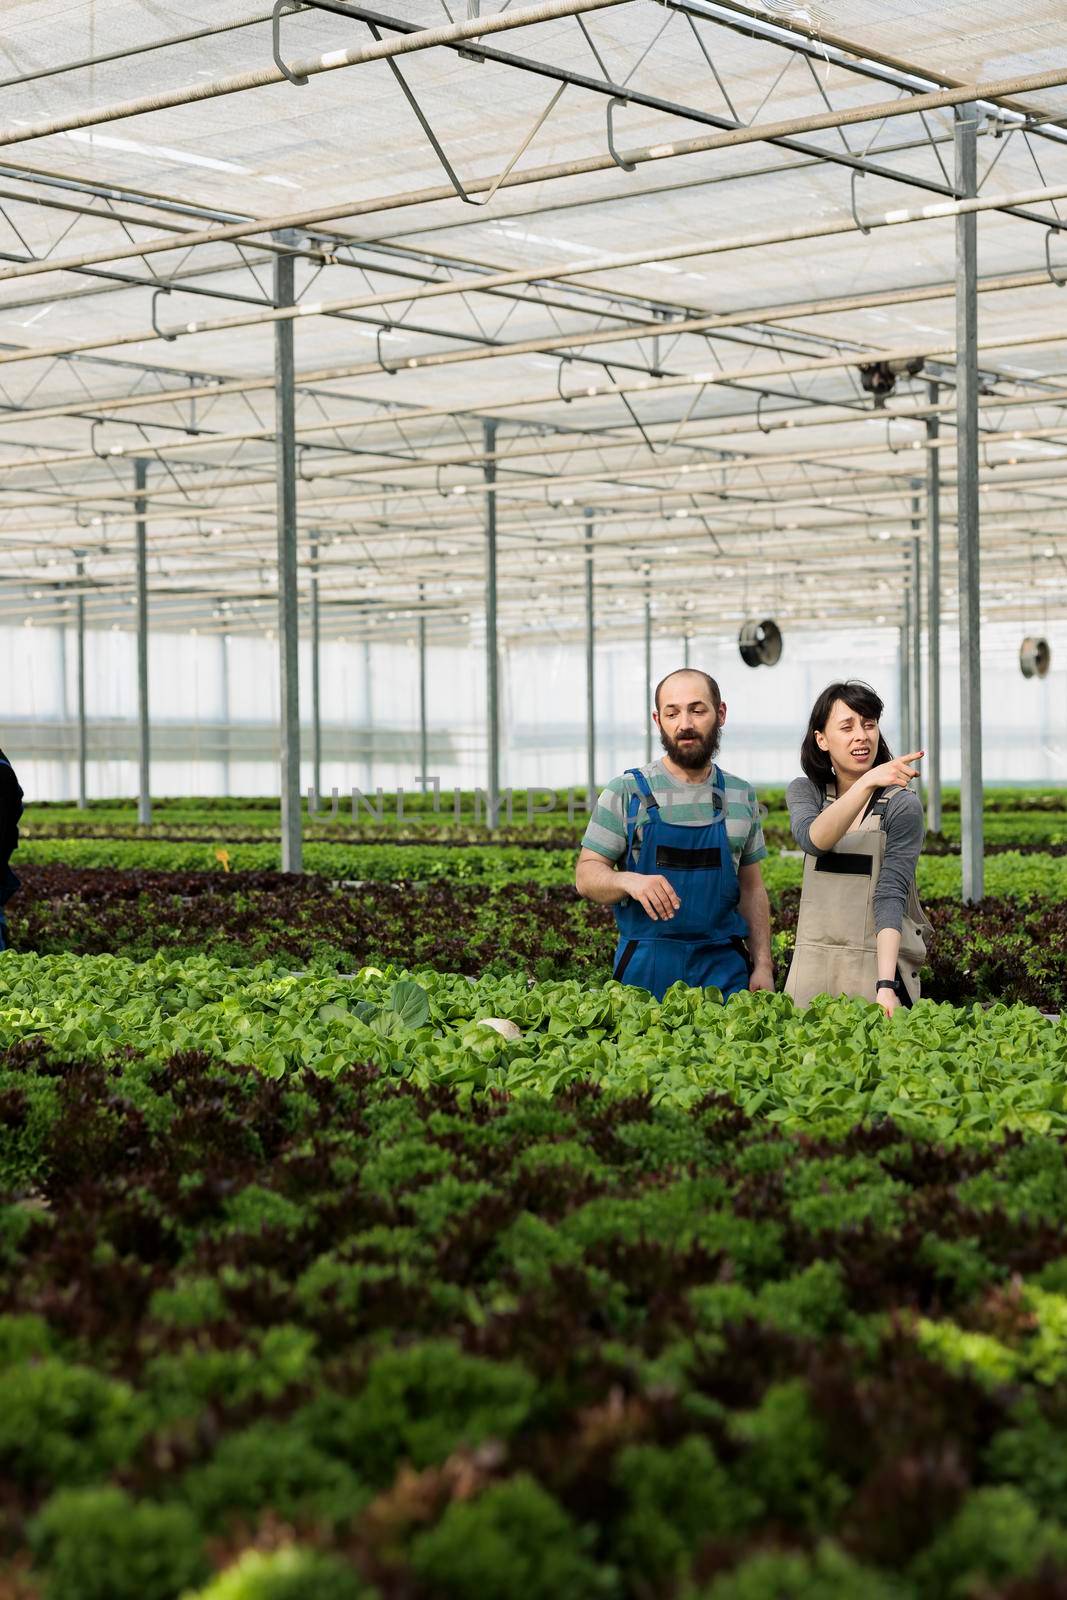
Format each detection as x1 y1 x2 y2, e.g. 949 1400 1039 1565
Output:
0 747 23 951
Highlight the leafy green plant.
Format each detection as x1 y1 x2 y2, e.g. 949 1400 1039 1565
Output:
4 951 1067 1138
408 1475 610 1600
298 1341 537 1486
694 1542 912 1600
907 1486 1067 1597
728 1382 849 1530
0 1358 150 1487
613 1434 756 1580
184 1547 376 1600
178 1420 369 1532
29 1486 207 1600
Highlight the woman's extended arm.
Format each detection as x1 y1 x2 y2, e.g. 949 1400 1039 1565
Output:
873 790 925 1015
788 752 924 855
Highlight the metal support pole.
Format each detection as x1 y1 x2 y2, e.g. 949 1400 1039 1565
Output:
584 509 595 803
484 419 500 829
310 538 321 804
417 579 428 783
219 632 231 799
898 605 911 756
134 458 150 826
644 570 653 765
683 631 690 668
956 104 984 900
362 638 373 787
275 236 302 873
926 380 942 833
909 483 923 770
75 554 87 810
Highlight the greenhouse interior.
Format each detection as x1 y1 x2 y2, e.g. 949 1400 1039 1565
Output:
3 4 1067 1598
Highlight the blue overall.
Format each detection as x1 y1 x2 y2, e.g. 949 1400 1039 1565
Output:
612 766 752 1001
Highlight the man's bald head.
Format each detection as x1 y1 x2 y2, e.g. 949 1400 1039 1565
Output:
654 668 721 713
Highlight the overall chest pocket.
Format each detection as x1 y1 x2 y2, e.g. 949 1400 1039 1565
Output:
655 845 721 870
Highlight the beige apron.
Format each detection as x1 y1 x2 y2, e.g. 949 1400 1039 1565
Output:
784 786 931 1009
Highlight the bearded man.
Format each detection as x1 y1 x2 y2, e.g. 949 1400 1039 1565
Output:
575 667 773 1000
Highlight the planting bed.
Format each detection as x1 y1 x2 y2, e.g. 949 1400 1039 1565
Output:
8 1039 1067 1598
4 787 1067 1598
13 838 1067 905
5 867 1067 1012
2 952 1066 1145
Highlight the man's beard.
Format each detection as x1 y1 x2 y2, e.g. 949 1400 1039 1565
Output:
660 721 721 769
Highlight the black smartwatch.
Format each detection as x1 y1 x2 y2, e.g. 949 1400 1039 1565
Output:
875 979 900 995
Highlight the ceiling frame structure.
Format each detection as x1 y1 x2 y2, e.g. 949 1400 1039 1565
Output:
0 2 1066 880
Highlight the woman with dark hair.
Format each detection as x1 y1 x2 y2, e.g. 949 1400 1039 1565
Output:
784 681 931 1015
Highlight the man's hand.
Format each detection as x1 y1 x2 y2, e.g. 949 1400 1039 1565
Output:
619 871 680 921
748 961 774 993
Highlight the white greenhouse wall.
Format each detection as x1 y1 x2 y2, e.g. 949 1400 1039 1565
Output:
1 617 1064 802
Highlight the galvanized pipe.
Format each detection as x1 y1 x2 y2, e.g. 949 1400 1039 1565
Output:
75 553 87 810
0 8 276 92
484 419 500 831
4 339 1066 491
644 572 653 766
925 382 942 834
11 179 1067 374
417 578 428 784
275 240 303 874
955 106 984 901
134 459 151 826
0 0 632 153
310 538 322 805
584 508 596 805
909 494 922 767
8 285 1067 446
6 60 1067 289
220 632 232 799
898 606 910 758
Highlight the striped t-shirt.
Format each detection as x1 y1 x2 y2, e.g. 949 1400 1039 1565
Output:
581 759 768 871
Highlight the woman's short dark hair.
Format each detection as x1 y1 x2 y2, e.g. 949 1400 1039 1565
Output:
800 680 892 786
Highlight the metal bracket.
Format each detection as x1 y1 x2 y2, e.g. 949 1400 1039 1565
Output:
298 446 315 482
1046 226 1067 288
151 287 178 342
376 324 398 374
557 357 574 403
89 421 111 460
755 392 773 435
610 374 658 454
849 169 871 235
886 417 905 454
606 98 636 173
273 0 309 86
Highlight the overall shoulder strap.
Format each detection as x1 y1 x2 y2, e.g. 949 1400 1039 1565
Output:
625 767 659 811
623 768 657 868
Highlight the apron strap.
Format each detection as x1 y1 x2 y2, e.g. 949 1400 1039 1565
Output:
862 785 891 828
822 781 890 829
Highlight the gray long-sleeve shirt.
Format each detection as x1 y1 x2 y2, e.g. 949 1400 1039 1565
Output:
786 776 924 933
